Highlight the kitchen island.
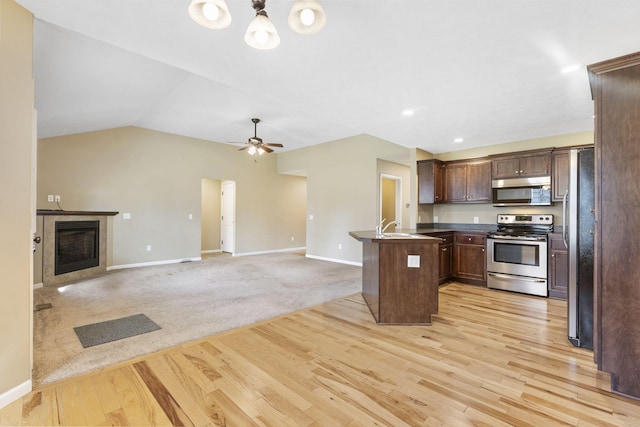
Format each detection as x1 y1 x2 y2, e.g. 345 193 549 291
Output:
349 230 441 325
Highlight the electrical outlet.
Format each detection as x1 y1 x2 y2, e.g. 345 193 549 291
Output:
123 213 131 219
309 214 314 220
291 236 295 242
188 213 193 220
54 195 61 202
146 245 151 251
47 195 54 202
407 255 421 268
338 243 342 250
434 216 439 223
473 216 479 224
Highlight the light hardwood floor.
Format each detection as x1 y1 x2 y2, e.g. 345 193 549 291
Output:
2 283 639 426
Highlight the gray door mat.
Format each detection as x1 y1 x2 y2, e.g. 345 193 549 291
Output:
73 313 161 348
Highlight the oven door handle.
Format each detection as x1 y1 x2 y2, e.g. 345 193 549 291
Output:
487 273 546 283
488 235 546 242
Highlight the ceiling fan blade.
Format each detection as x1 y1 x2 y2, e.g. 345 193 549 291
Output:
261 145 274 153
264 143 283 148
238 145 250 151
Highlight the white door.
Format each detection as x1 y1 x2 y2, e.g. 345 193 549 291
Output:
221 181 236 253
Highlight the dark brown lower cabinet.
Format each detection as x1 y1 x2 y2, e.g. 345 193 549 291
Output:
548 233 568 300
454 232 487 285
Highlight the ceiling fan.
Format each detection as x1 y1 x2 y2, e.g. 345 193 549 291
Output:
230 118 284 155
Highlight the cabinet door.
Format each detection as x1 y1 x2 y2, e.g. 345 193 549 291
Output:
548 233 568 299
439 243 453 282
492 157 520 179
417 160 435 204
466 161 491 202
445 163 467 202
552 149 569 202
519 153 550 177
434 161 446 203
454 244 486 281
418 160 445 204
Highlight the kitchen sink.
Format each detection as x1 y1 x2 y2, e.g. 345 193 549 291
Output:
380 232 423 239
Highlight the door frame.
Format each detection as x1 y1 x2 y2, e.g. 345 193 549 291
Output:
379 173 402 229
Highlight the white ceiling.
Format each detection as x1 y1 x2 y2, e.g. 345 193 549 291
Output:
15 0 640 154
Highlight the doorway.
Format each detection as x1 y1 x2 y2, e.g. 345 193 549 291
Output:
380 174 402 231
221 180 236 254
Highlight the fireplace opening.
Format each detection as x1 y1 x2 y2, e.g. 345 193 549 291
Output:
55 220 100 275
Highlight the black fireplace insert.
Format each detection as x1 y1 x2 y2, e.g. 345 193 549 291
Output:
55 220 99 275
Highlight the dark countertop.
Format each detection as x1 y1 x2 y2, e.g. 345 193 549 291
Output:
416 228 490 235
37 209 119 216
349 229 442 243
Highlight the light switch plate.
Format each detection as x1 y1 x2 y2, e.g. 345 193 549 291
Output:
407 255 420 268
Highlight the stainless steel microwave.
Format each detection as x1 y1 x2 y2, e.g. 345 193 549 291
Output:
492 176 551 206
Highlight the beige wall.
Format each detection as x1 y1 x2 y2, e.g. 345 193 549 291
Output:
201 178 221 252
278 134 410 264
0 0 34 405
37 127 307 267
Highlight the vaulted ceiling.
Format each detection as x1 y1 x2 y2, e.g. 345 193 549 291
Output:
16 0 640 153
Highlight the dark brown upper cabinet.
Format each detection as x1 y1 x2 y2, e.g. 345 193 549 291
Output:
417 159 446 204
491 151 551 179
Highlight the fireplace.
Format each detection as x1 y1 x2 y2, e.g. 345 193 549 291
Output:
55 220 100 275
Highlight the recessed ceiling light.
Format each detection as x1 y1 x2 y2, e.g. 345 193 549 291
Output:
561 64 581 74
402 109 415 116
454 137 464 143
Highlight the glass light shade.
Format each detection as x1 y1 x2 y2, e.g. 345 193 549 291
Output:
257 147 266 155
248 146 257 155
245 14 280 50
188 0 231 29
288 0 326 34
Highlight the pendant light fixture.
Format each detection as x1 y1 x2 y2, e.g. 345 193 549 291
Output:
288 0 327 34
188 0 326 50
188 0 231 29
245 0 280 50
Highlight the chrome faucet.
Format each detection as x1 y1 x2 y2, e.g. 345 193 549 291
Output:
376 218 400 235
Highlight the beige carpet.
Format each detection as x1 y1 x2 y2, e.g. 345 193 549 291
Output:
32 251 361 386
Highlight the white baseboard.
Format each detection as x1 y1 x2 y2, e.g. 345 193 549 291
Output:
201 249 222 254
0 380 31 410
305 253 362 267
107 257 202 271
233 247 306 257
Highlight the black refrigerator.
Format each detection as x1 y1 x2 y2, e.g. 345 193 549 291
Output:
564 147 595 349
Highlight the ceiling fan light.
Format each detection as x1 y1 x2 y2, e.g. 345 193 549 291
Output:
188 0 231 29
248 146 257 155
288 0 326 34
257 147 266 155
245 13 280 50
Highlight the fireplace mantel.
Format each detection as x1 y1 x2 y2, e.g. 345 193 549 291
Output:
36 210 119 286
37 209 118 216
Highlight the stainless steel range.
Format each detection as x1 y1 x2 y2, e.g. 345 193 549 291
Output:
487 214 553 297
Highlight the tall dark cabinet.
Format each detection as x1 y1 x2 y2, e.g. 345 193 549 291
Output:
588 51 640 400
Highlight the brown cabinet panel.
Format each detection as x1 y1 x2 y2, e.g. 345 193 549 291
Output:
445 160 491 203
454 232 487 283
589 51 640 399
418 160 445 204
492 152 550 179
439 243 453 282
519 154 550 177
445 163 467 203
548 233 568 299
552 149 570 202
492 157 521 179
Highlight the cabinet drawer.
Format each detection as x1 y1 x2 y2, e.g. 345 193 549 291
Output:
421 232 454 245
455 233 486 245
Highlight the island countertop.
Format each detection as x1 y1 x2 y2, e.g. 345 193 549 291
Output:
349 229 442 243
